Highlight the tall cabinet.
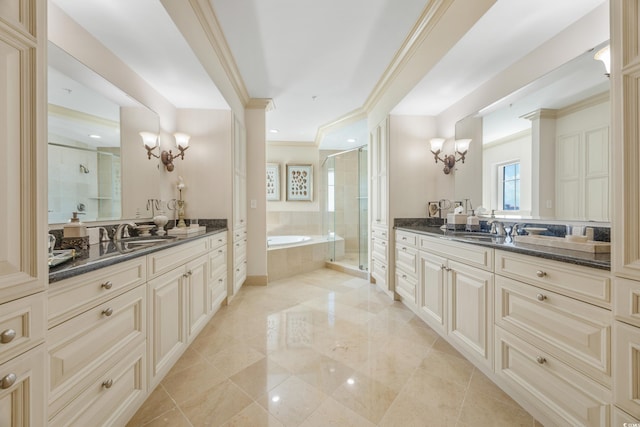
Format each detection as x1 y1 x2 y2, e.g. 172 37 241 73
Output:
0 0 47 425
231 115 247 301
370 117 391 297
612 1 640 422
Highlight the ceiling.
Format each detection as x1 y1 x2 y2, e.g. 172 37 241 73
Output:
50 0 608 150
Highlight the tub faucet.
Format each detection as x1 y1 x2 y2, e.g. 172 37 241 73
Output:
114 222 136 242
488 219 506 236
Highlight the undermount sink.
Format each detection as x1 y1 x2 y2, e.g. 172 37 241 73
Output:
115 235 177 251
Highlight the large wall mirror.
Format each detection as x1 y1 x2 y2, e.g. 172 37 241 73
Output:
48 42 160 224
457 40 610 222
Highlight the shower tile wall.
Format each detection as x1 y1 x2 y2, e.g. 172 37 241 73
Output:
267 211 323 236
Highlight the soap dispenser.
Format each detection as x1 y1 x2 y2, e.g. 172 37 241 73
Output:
63 212 87 238
465 210 480 232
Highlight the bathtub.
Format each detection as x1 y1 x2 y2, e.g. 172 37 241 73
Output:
267 235 311 248
267 234 344 281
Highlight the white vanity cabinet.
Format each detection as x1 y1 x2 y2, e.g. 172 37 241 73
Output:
394 230 418 305
493 250 613 426
417 235 494 370
232 226 247 298
209 233 228 313
371 224 390 296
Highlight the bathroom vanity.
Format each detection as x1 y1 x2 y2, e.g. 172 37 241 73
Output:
393 225 613 426
45 228 227 426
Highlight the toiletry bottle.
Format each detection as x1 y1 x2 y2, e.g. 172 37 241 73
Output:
63 212 87 238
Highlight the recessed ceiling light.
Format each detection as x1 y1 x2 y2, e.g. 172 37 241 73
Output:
89 134 101 139
269 129 279 134
347 138 356 143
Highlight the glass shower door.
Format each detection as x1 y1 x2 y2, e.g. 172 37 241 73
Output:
358 146 368 270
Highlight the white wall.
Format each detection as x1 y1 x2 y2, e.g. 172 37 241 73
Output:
388 115 447 219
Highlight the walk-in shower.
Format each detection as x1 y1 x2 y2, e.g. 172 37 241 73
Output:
322 145 368 271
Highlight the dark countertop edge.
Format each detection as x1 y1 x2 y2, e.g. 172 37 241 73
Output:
395 226 611 271
48 227 228 284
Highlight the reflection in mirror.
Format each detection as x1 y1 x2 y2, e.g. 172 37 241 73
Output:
476 41 610 221
47 42 160 224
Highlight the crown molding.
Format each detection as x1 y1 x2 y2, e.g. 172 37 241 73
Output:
521 108 558 121
314 108 367 146
48 104 119 129
556 91 609 118
188 0 250 106
483 128 531 148
246 98 275 111
267 140 317 147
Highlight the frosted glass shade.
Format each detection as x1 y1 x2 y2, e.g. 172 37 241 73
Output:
139 131 158 149
174 133 191 150
455 139 471 152
430 138 445 152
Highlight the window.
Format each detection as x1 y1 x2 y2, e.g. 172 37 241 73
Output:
501 162 520 211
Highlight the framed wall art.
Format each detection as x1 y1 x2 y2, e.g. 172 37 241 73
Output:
266 163 280 201
286 164 313 201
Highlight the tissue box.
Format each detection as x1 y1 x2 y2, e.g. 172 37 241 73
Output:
446 213 468 231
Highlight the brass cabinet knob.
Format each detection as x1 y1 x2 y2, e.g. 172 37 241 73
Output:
101 281 113 290
102 379 113 389
0 329 16 344
536 270 547 278
536 293 547 302
536 356 546 364
102 308 113 317
0 373 16 389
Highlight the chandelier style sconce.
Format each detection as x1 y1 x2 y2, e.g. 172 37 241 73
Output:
429 138 471 175
593 44 610 77
140 131 191 172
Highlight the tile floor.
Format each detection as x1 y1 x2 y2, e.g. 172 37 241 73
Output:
127 268 540 427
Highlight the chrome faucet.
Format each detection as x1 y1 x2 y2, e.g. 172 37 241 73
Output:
488 219 506 236
509 223 523 237
114 222 136 241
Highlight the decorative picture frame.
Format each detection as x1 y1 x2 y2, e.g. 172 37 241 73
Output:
427 201 440 218
266 163 280 201
286 164 313 201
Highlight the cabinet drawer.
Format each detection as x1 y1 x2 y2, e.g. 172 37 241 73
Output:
395 270 417 304
614 277 640 327
496 275 612 386
0 292 45 365
209 245 227 283
233 226 247 241
47 285 146 417
48 257 146 328
49 342 146 427
612 406 640 425
210 275 227 312
370 257 388 286
395 244 418 276
234 260 247 293
614 321 640 418
495 250 611 308
395 230 417 248
420 235 494 271
372 237 388 262
147 238 208 279
371 224 388 240
495 327 611 427
208 231 227 250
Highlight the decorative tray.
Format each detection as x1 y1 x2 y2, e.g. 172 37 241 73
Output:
48 249 76 267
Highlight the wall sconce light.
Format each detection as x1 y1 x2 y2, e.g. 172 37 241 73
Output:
140 131 191 172
594 45 610 77
429 138 471 174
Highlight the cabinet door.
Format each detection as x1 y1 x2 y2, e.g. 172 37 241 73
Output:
233 117 247 229
0 344 46 427
447 260 493 368
148 267 186 388
614 321 640 418
186 254 209 341
419 251 447 334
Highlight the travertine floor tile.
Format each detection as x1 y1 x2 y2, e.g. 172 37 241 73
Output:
129 268 537 426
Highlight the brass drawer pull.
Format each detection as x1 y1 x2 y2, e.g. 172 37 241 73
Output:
536 293 547 301
536 270 547 278
101 281 113 290
536 356 546 365
102 379 113 389
1 373 16 389
0 329 16 344
102 308 113 317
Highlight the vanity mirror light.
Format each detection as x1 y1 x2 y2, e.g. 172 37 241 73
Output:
456 40 610 222
47 42 161 224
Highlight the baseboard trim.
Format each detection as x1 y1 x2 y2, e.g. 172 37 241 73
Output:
245 275 268 286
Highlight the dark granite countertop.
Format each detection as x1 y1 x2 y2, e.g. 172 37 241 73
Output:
48 226 228 283
396 225 611 271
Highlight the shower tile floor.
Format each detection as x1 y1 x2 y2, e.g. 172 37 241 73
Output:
127 268 540 427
